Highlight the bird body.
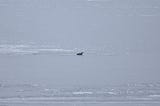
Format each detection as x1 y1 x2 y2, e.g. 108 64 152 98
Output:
76 52 84 55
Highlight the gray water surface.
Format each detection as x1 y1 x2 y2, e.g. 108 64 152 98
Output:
0 0 160 105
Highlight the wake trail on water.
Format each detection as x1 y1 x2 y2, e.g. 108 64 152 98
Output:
0 44 116 56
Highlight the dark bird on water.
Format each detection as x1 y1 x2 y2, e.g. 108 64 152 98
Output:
76 52 84 56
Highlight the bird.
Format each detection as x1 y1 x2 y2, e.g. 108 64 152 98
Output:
76 52 84 56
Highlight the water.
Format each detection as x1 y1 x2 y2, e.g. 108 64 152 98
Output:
0 82 160 105
0 43 160 106
0 43 115 56
0 43 159 86
0 43 119 86
0 0 160 105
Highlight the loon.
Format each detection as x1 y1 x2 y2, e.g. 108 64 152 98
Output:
76 52 84 56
